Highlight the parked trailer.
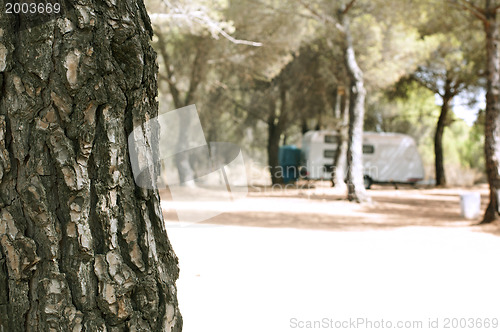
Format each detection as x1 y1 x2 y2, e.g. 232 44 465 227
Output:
300 130 425 188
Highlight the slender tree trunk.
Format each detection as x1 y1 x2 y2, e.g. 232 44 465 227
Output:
481 7 500 224
175 113 196 186
434 91 452 187
267 86 287 185
315 111 323 130
301 119 309 134
343 16 370 203
330 85 339 119
0 2 182 331
267 121 283 185
157 35 209 186
332 89 348 189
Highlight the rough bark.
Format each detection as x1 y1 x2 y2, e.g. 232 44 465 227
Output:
0 1 182 331
343 16 370 203
434 86 452 187
481 5 500 224
332 89 348 189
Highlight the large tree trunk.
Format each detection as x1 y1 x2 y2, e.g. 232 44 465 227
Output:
481 7 500 224
434 90 452 187
332 89 348 189
0 2 182 331
343 16 370 203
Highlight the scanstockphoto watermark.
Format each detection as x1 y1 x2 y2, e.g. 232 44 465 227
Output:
128 104 248 225
290 318 424 330
247 162 379 186
127 104 380 225
289 317 500 329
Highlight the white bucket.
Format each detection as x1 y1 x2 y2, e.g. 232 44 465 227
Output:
460 192 481 219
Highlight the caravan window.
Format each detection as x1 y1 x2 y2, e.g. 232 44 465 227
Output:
324 135 337 143
324 150 336 158
363 144 375 154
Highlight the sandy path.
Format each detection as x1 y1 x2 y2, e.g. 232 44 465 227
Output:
161 184 500 332
161 183 492 231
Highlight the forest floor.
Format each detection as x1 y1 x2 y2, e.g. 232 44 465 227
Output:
160 183 500 332
161 182 497 233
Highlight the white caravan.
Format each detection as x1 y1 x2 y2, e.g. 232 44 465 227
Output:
300 130 425 188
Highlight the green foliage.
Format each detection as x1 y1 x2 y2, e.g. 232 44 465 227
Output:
365 81 439 143
351 15 440 90
440 117 485 184
443 120 470 166
457 110 485 170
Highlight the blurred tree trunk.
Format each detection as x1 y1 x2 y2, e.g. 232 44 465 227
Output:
301 119 310 134
343 15 370 202
0 2 182 331
330 85 339 118
434 80 453 187
332 88 349 189
267 85 287 185
156 33 209 185
481 4 500 223
267 122 282 185
174 111 196 186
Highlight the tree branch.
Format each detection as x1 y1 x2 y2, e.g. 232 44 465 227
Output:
450 79 466 96
156 0 263 47
342 0 357 15
252 0 336 26
449 0 488 23
461 0 487 14
297 0 345 32
211 81 270 123
411 73 442 97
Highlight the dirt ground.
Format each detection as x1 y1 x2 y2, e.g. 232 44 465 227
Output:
160 182 499 234
159 183 500 332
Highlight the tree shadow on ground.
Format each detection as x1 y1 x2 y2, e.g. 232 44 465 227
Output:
160 185 500 235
